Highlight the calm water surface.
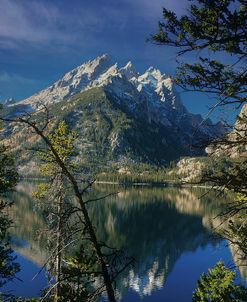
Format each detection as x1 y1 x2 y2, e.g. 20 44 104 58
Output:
2 182 247 301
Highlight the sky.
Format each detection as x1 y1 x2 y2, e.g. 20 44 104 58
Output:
0 0 240 122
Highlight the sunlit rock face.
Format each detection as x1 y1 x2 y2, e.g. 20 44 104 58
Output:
176 157 206 182
206 104 247 158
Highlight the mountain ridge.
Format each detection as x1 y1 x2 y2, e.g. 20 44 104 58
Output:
2 54 227 173
9 54 225 138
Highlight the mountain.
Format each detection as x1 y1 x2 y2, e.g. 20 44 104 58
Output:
206 104 247 158
174 103 247 182
3 54 226 174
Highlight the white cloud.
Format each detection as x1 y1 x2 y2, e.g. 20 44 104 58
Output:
0 0 74 47
0 0 187 53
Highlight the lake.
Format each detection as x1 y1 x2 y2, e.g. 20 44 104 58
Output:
2 182 247 301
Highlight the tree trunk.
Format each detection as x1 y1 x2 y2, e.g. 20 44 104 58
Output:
15 121 117 302
55 176 63 301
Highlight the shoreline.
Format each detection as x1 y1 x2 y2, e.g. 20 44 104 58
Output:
20 177 216 190
94 180 214 189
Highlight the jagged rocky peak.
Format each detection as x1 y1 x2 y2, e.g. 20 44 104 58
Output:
19 54 114 107
76 53 112 79
138 66 165 88
76 53 111 74
10 54 219 144
54 53 113 89
135 66 182 109
92 63 119 85
119 61 139 80
16 54 180 109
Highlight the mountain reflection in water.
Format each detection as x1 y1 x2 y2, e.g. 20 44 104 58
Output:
4 182 247 301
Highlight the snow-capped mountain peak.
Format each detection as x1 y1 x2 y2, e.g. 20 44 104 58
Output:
91 63 119 85
138 67 164 88
3 54 228 167
7 54 225 142
56 53 112 87
16 54 180 110
119 61 139 80
19 54 113 107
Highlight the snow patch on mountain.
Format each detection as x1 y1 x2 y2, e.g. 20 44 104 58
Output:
7 54 225 140
13 54 181 111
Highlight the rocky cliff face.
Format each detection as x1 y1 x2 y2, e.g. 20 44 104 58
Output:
175 103 247 182
206 104 247 158
3 54 226 171
176 157 207 182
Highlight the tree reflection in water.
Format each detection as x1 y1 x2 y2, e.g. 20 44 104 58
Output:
6 183 247 300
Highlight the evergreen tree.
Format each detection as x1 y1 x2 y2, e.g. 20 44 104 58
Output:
0 145 19 293
193 262 247 302
152 0 247 106
152 0 247 298
34 121 77 301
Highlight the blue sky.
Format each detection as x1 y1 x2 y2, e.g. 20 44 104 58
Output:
0 0 239 122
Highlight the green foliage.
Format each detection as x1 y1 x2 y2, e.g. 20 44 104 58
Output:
0 145 18 193
48 121 77 163
201 156 246 193
199 152 247 255
152 4 247 302
224 192 247 256
0 146 19 293
0 200 19 287
39 120 77 177
33 182 51 199
57 244 100 302
33 121 100 301
152 0 247 292
96 167 178 184
32 121 77 301
152 0 247 105
193 262 247 302
34 120 77 203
